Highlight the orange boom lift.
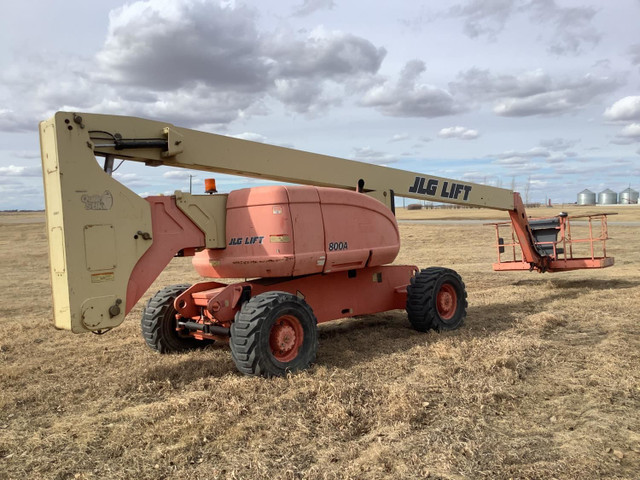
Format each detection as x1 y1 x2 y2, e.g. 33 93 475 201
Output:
39 112 613 377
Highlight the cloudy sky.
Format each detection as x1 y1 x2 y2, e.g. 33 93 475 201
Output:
1 0 639 209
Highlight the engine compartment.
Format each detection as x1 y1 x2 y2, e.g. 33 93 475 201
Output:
192 185 401 278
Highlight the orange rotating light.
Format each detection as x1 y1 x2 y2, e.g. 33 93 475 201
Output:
204 178 217 194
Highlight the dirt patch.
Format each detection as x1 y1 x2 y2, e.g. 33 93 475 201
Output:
0 214 638 479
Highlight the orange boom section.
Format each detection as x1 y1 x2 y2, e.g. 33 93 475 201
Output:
192 186 401 278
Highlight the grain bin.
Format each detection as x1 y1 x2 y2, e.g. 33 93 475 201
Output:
598 188 617 205
577 189 596 205
619 187 639 204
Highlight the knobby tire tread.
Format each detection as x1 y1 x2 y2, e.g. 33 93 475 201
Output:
406 267 467 332
230 292 318 377
140 284 201 353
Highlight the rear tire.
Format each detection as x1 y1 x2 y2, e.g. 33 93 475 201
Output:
141 284 208 353
230 291 318 377
406 267 467 332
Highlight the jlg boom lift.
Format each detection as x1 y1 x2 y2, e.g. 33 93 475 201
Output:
39 112 614 377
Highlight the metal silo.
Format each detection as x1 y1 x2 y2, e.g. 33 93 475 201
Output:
577 189 596 205
619 187 639 204
598 188 618 205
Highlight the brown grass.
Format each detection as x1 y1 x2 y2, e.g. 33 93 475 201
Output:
1 211 639 479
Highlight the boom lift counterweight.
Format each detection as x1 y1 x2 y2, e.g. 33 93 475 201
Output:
40 112 613 377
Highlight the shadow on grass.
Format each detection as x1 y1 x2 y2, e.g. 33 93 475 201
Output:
137 343 236 388
513 278 640 290
314 283 615 370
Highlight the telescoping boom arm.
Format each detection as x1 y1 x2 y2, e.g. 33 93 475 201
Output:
39 112 612 333
44 112 515 209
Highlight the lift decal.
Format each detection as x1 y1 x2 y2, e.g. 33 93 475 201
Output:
408 176 472 201
229 236 265 246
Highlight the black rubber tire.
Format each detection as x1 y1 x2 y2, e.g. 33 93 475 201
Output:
406 267 467 332
230 291 318 377
141 284 208 353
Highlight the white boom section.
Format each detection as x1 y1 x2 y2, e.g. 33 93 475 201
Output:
79 112 514 210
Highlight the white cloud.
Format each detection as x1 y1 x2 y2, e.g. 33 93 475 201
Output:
0 109 44 133
291 0 335 17
493 157 531 166
0 1 637 208
447 0 600 55
620 123 640 138
0 0 389 133
0 165 41 177
461 171 495 182
492 147 550 159
545 155 567 164
113 173 139 181
361 60 463 117
112 172 151 188
451 68 549 101
267 26 385 80
611 158 634 166
604 96 640 122
493 79 613 116
389 133 409 142
97 1 268 92
96 0 387 119
265 27 386 114
437 126 479 140
526 0 600 55
489 147 555 174
539 138 578 151
611 123 640 144
491 158 543 174
350 146 397 164
11 151 41 160
272 78 341 115
447 0 515 40
451 68 619 117
230 132 267 143
163 170 197 180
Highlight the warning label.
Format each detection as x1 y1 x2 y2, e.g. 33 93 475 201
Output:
91 272 114 283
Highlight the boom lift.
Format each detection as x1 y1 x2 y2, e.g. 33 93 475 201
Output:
39 112 614 377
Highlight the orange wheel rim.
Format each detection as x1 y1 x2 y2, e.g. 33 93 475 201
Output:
269 315 304 362
436 284 457 320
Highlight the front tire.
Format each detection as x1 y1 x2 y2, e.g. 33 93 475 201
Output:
230 291 318 377
141 284 206 353
406 267 467 332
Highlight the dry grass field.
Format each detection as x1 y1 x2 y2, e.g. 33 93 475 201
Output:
396 203 640 223
1 206 639 480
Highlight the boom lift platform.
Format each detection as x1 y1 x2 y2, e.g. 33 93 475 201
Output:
488 212 613 272
39 112 614 377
